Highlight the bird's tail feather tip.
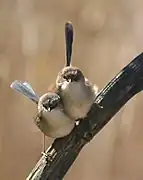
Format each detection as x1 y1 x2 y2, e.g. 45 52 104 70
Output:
10 80 39 104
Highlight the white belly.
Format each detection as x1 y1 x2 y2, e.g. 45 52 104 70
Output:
41 109 75 138
61 82 95 119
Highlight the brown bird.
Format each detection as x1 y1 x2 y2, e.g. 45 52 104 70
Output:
56 21 99 120
10 80 75 153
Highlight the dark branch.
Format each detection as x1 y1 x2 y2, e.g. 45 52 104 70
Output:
26 52 143 180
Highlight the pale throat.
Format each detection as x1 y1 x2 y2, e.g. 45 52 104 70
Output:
61 81 89 102
42 108 69 125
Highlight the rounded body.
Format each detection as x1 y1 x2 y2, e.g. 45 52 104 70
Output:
35 93 75 138
56 66 98 120
59 79 97 120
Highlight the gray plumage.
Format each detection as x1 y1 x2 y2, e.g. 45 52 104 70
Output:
10 80 39 104
56 66 98 120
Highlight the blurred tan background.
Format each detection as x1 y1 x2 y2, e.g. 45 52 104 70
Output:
0 0 143 179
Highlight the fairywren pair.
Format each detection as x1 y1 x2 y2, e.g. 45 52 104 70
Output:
10 21 99 153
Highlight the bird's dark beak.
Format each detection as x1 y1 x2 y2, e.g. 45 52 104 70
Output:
43 103 51 112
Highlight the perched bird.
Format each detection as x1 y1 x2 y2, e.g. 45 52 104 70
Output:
56 21 99 120
10 80 75 152
36 92 75 138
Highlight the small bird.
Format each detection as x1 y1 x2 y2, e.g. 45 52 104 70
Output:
56 21 99 120
36 92 75 138
10 80 75 152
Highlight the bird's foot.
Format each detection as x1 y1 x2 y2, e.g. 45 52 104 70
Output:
41 151 47 158
96 103 103 109
41 151 54 162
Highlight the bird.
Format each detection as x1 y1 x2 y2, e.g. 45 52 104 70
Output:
56 21 99 120
36 92 75 138
10 80 75 153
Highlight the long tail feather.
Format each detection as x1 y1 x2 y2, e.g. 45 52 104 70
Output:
10 80 39 104
65 21 73 66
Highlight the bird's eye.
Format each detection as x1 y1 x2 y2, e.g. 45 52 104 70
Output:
42 99 50 110
63 75 66 79
43 103 48 110
49 100 58 110
42 100 58 111
63 75 68 80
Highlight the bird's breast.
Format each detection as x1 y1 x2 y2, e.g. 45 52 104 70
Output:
60 82 95 119
42 109 70 126
61 82 88 101
39 108 75 138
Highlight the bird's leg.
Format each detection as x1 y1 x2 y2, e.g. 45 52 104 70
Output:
41 133 47 157
33 111 47 157
43 133 46 153
33 112 47 156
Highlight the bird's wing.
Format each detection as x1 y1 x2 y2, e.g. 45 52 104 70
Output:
85 77 98 95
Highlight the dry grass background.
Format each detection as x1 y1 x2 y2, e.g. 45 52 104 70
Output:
0 0 143 179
